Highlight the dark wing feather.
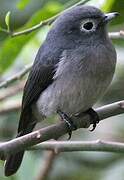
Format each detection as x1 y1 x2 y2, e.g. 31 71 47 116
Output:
5 58 57 176
18 61 55 133
4 40 63 176
22 62 55 109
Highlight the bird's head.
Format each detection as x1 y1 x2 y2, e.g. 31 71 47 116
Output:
50 5 119 43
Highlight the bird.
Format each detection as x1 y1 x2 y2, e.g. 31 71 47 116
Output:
4 5 119 176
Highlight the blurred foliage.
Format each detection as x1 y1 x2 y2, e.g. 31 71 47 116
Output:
103 0 124 25
0 0 63 74
0 0 124 180
17 0 30 10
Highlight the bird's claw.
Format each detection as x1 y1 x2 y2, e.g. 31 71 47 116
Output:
85 108 99 131
57 110 77 139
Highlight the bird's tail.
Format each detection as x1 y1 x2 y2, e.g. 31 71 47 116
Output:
4 151 24 176
4 110 36 176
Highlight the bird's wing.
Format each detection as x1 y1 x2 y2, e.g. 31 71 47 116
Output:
18 53 58 133
22 62 55 109
4 51 59 176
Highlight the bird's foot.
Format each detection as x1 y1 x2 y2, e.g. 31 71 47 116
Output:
85 108 99 131
57 109 77 139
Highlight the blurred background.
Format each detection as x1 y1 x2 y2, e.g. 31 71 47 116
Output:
0 0 124 179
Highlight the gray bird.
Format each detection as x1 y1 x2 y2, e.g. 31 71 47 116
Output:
4 5 118 176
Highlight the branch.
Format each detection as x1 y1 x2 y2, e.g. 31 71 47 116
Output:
0 81 24 101
0 102 21 115
30 140 124 154
0 100 124 159
109 31 124 39
36 151 57 180
0 64 31 89
1 0 123 40
0 0 90 37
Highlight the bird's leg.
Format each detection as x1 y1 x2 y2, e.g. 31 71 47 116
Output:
76 108 99 131
57 109 77 139
85 108 99 131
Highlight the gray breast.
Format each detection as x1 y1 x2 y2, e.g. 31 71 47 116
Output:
33 43 116 119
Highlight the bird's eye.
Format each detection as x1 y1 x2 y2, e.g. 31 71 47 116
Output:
80 19 96 32
83 22 93 30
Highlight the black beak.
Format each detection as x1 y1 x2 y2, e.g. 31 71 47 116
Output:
104 12 119 23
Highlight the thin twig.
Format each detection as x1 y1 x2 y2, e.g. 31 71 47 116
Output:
0 100 123 159
0 64 31 89
29 140 124 154
1 0 123 40
3 0 90 37
36 151 57 180
0 81 24 101
109 31 124 39
0 102 21 115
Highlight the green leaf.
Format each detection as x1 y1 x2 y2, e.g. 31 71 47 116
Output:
17 0 30 10
5 11 11 31
102 0 124 26
102 0 115 12
0 1 63 74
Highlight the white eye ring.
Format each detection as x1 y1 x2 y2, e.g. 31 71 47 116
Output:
80 19 96 33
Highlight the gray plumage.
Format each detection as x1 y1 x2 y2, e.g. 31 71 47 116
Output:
35 43 116 117
33 6 116 118
5 5 118 176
